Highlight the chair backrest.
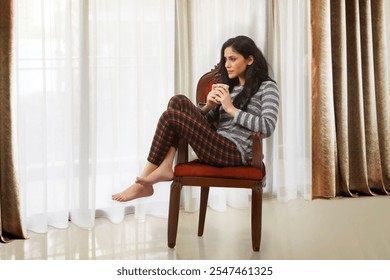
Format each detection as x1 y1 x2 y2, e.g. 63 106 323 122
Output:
196 64 221 104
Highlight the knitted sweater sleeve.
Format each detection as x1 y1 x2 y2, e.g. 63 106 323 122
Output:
204 106 220 124
232 81 279 137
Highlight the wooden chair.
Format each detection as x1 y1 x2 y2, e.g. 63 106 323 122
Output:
167 65 266 251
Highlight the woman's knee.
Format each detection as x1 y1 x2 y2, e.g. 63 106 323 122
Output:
159 109 176 126
168 94 189 109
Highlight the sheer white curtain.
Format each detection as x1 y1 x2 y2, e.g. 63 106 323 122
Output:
12 0 175 233
269 0 311 201
12 0 311 234
177 0 311 212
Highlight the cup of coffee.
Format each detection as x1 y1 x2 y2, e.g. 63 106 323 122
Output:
213 83 229 90
219 84 229 90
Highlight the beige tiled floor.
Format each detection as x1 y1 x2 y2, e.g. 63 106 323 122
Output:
1 196 390 260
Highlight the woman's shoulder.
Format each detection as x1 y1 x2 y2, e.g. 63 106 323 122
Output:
256 80 279 96
260 79 278 90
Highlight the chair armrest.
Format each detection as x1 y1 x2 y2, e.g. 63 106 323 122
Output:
251 132 263 168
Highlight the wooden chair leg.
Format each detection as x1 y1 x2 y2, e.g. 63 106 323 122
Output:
251 186 263 251
167 180 182 248
198 187 210 236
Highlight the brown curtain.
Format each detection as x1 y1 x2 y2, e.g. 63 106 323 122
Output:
311 0 390 198
0 0 27 242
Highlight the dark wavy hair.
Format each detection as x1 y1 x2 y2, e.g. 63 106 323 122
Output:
218 35 273 110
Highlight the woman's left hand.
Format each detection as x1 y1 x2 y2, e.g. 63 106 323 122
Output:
214 84 238 117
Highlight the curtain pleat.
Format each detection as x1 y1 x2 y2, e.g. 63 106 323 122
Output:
330 0 352 196
344 0 372 195
358 0 386 194
371 0 390 193
0 0 27 242
312 0 390 197
311 0 338 198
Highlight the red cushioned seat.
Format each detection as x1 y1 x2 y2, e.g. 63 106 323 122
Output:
174 160 264 180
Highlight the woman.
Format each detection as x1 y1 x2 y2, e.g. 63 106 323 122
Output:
112 35 279 202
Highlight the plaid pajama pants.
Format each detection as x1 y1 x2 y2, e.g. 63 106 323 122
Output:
147 94 243 167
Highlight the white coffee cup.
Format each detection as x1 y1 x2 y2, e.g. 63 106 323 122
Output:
213 83 229 90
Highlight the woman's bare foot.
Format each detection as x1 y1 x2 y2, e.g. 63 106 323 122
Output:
112 183 154 202
136 166 174 185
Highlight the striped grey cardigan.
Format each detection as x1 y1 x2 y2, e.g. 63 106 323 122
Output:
205 81 279 165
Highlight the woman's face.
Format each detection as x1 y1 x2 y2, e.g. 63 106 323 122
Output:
224 46 253 85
